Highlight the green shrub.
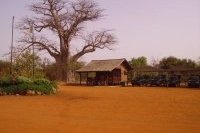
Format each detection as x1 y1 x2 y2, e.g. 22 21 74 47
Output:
17 76 32 84
16 83 31 95
0 87 2 95
0 76 57 95
33 78 57 94
0 75 12 85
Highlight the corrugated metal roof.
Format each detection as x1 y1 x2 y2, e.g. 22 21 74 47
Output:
76 58 132 72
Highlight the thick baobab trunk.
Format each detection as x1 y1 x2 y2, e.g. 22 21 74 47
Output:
55 55 69 82
55 46 76 82
55 60 76 83
56 61 67 81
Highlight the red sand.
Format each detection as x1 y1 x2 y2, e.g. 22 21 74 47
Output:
0 85 200 133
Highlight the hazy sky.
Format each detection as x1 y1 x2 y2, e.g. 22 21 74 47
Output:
0 0 199 63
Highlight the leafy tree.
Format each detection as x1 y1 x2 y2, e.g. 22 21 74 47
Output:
197 57 200 68
129 56 147 68
179 59 196 68
14 49 44 78
128 56 147 80
18 0 116 81
0 60 10 76
159 56 196 69
159 56 179 69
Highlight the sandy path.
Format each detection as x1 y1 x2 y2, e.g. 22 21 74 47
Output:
0 86 200 133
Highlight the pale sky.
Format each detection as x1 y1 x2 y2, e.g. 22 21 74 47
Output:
0 0 200 63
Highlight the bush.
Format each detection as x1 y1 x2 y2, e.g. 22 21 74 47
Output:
0 75 13 85
0 76 57 95
17 76 32 84
33 78 57 94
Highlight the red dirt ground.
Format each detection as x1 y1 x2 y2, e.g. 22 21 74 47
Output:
0 85 200 133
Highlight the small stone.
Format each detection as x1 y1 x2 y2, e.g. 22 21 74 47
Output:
36 91 42 95
26 90 35 96
52 88 57 94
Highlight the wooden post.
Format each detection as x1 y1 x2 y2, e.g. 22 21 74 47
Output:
105 72 107 85
30 22 35 79
166 72 169 88
112 71 114 85
10 16 14 75
86 72 88 86
79 73 82 85
103 72 105 85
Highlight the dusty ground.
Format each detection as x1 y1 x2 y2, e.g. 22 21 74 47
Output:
0 85 200 133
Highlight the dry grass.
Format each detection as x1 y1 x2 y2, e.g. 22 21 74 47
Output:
0 85 200 133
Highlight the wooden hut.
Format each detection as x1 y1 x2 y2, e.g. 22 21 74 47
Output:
76 58 132 85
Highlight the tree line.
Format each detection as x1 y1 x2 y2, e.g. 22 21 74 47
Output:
129 56 200 69
0 53 199 82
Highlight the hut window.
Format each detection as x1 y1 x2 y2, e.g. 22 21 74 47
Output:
88 72 96 78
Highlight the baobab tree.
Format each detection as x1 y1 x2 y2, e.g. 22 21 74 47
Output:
18 0 116 81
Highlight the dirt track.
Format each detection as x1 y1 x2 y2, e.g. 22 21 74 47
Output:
0 85 200 133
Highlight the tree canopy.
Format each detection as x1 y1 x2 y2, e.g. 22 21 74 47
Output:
129 56 148 68
158 56 196 69
14 49 44 78
0 60 10 77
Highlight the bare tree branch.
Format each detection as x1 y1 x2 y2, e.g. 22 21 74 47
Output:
18 35 60 58
71 30 116 61
64 0 103 42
